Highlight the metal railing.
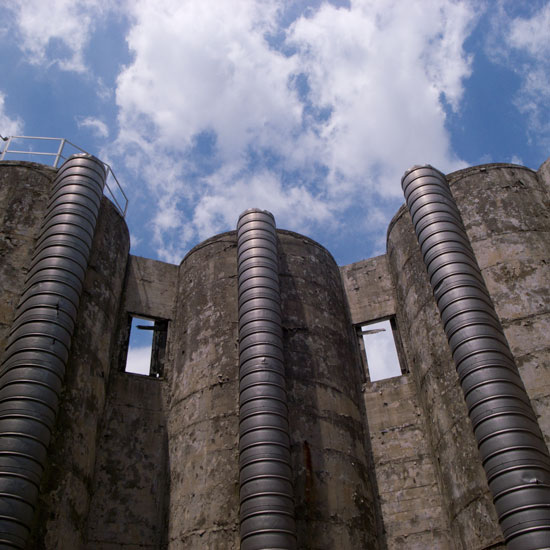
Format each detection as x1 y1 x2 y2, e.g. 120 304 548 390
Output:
0 135 128 217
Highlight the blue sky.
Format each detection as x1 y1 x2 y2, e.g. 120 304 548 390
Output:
1 0 549 267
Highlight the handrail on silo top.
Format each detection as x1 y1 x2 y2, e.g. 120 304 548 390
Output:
0 135 128 217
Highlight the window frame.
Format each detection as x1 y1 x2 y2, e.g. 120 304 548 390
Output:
355 316 408 383
120 313 169 378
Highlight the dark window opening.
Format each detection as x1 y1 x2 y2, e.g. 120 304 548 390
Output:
356 317 406 382
123 315 168 378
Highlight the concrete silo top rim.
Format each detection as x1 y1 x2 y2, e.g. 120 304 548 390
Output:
179 228 339 268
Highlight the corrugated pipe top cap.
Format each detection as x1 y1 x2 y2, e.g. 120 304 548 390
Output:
62 153 106 176
401 164 446 184
238 207 275 218
237 208 276 230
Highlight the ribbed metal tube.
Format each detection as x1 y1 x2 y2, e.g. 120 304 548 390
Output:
402 165 550 550
237 209 296 550
0 154 106 548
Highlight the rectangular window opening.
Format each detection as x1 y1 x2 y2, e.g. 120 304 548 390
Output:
124 315 168 378
356 318 406 382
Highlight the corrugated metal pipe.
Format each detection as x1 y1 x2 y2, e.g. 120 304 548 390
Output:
0 155 106 548
237 209 296 550
402 165 550 550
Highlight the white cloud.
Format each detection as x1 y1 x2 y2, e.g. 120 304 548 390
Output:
96 77 114 101
190 170 333 241
116 0 301 158
486 2 550 146
77 116 109 138
287 0 474 194
129 233 142 250
0 92 23 137
112 0 477 261
6 0 109 72
508 3 550 59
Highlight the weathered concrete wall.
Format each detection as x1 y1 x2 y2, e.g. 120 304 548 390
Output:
0 162 55 350
341 253 452 549
85 254 176 549
165 229 379 549
448 164 550 448
30 196 130 549
364 375 452 550
0 162 131 548
167 232 240 549
385 162 550 549
3 157 547 549
112 254 178 374
86 372 168 549
387 205 504 550
340 254 396 324
123 255 178 320
279 230 378 549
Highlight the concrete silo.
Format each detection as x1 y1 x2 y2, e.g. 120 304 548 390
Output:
0 152 549 550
